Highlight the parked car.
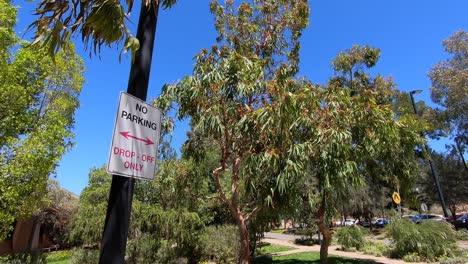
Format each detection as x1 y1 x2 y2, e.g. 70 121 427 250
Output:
343 219 356 226
416 214 445 224
402 215 421 223
445 213 464 225
356 220 371 227
334 219 356 227
373 218 389 228
454 213 468 229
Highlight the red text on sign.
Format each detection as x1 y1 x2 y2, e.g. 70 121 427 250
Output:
141 154 155 163
113 147 136 158
124 161 143 171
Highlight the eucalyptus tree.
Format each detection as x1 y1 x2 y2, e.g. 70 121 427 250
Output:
156 0 310 262
419 150 468 218
0 0 84 240
289 46 422 263
428 30 468 148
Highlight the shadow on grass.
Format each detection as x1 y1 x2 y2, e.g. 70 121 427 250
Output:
253 255 380 264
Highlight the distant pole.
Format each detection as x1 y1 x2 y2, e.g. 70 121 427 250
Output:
396 186 402 217
99 3 160 263
455 137 467 172
409 90 449 218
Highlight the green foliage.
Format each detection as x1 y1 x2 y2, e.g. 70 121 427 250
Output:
68 167 110 246
126 234 165 264
419 151 468 217
428 30 468 145
360 241 388 257
46 251 72 263
387 219 461 261
199 225 240 264
0 253 46 264
253 251 374 263
335 226 366 250
155 0 311 261
30 0 177 57
308 45 424 229
70 164 207 262
0 0 84 239
402 252 424 262
69 248 99 264
455 229 468 240
439 257 468 264
256 243 294 255
40 180 78 248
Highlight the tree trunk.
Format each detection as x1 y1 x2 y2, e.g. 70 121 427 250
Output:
229 205 250 264
449 204 456 221
233 211 251 264
315 201 331 264
214 157 251 263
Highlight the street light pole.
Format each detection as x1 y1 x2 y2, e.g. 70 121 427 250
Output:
409 90 449 217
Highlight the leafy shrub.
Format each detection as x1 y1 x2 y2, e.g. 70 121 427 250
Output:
439 257 468 264
69 248 99 264
387 219 461 261
402 252 423 262
295 226 318 239
199 225 239 264
361 241 389 257
126 234 166 264
455 229 468 240
46 251 72 262
335 226 366 250
0 253 46 264
294 225 320 246
294 237 319 246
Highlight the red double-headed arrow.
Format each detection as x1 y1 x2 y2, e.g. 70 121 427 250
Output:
119 131 154 145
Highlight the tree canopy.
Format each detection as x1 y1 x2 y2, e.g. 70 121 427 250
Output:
30 0 177 56
0 0 85 239
155 1 310 262
428 30 468 147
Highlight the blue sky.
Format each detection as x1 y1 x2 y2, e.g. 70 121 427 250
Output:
14 0 467 195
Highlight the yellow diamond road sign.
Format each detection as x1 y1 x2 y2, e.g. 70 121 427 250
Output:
392 192 401 204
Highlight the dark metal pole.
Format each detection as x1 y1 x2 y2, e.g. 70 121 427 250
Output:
409 90 449 218
99 3 159 263
455 137 468 171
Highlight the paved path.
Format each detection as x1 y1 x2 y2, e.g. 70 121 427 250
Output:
263 232 426 264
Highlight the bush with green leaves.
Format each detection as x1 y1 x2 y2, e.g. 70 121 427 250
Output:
199 225 240 264
126 234 166 264
439 257 468 264
361 241 389 257
46 251 72 263
335 226 366 250
0 253 46 264
387 219 461 261
455 229 468 240
69 248 99 264
402 252 423 262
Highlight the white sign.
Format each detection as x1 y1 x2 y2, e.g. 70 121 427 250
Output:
421 203 428 212
107 92 162 180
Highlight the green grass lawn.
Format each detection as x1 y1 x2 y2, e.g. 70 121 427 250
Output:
257 242 295 254
254 252 379 264
46 251 71 264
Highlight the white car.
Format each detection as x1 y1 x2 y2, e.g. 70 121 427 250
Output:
416 214 445 224
343 219 356 226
